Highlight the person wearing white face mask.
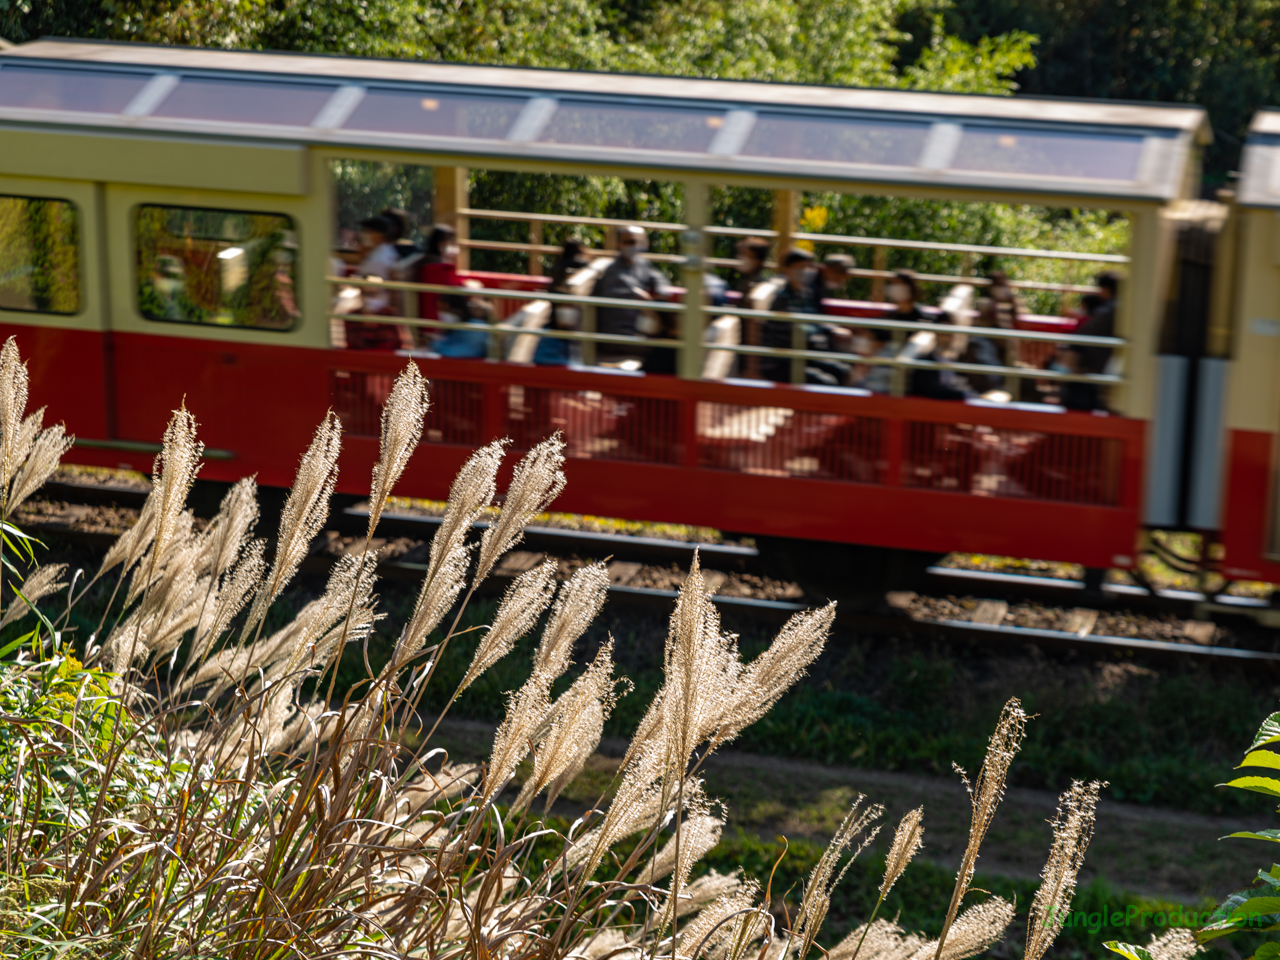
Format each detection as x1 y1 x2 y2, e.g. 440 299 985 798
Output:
591 225 673 369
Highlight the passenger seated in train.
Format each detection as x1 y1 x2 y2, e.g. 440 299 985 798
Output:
759 248 854 386
815 253 854 301
1059 271 1119 411
418 224 494 358
958 271 1021 395
592 225 673 370
856 328 896 393
339 215 414 351
380 207 418 259
730 239 772 296
879 269 966 401
534 239 591 366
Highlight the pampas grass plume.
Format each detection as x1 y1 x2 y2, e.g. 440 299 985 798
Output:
1025 780 1105 960
367 363 429 536
475 434 565 582
243 411 341 636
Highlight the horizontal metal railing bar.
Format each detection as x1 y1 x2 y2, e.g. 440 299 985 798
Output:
334 310 1119 383
721 304 1125 346
330 311 682 347
702 342 1123 384
456 239 1095 292
842 268 1096 294
329 276 684 312
460 207 1129 263
330 276 1125 346
459 237 738 267
791 231 1130 263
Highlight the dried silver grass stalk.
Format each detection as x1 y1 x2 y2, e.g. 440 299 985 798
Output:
679 870 748 917
709 602 834 749
99 496 156 579
243 411 342 636
535 561 609 680
366 363 429 537
7 423 74 516
1025 780 1105 960
126 510 196 605
427 439 505 582
830 920 928 960
794 795 885 960
456 559 557 695
475 435 566 583
676 877 760 959
484 676 552 805
150 407 204 568
200 477 259 581
845 808 925 960
641 808 722 885
392 541 471 670
513 641 620 813
0 337 29 504
882 807 924 898
189 539 267 665
0 563 68 629
913 898 1014 960
933 697 1027 960
1144 928 1201 960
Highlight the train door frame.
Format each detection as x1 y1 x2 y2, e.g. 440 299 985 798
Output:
0 174 111 441
99 166 333 485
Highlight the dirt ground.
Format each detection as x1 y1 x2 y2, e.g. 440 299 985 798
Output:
428 715 1266 905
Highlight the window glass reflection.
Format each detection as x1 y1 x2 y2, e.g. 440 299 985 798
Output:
741 114 930 165
136 205 299 330
538 101 725 152
0 196 79 315
951 128 1145 180
0 65 150 113
343 89 524 138
151 77 337 125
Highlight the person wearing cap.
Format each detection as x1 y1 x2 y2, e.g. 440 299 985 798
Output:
591 226 673 367
814 253 855 302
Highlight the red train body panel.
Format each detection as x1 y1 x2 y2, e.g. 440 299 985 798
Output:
7 313 1146 571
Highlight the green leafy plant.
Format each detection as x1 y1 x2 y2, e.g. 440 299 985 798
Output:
0 337 1112 959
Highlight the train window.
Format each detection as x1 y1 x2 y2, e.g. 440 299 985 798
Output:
951 127 1146 181
0 64 151 114
343 89 525 139
740 113 930 166
150 77 338 126
538 101 725 153
135 205 299 330
0 196 80 315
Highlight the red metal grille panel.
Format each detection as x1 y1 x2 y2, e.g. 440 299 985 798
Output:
503 385 680 464
331 371 483 445
696 403 885 483
903 421 1123 505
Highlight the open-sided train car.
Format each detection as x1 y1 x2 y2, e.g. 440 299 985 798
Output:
0 37 1241 580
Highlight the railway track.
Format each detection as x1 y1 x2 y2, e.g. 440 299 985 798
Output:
21 476 1280 664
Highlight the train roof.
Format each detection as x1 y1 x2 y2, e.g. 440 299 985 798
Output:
1238 110 1280 208
0 37 1211 204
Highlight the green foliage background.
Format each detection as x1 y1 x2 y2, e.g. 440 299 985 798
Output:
2 0 1273 186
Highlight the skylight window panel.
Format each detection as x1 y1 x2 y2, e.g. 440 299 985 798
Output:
150 77 338 125
0 65 151 114
740 113 930 165
950 127 1146 180
538 101 725 152
342 89 525 139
